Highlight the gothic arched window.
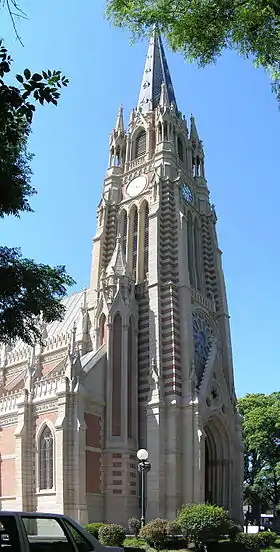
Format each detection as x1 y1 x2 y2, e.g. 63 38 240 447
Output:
187 213 195 287
135 130 146 158
122 211 128 259
127 317 133 440
132 208 138 281
112 313 122 436
177 136 183 162
194 218 202 291
99 313 106 346
39 426 54 490
144 203 149 278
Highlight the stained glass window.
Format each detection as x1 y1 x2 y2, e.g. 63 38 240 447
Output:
192 311 213 366
39 426 54 490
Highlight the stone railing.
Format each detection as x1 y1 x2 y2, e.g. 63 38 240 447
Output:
129 155 147 170
0 390 22 415
33 374 67 402
191 288 216 313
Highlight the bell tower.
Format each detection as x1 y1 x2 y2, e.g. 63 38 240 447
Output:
88 28 243 524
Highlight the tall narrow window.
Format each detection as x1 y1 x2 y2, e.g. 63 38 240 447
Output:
177 136 183 162
39 426 54 490
187 213 195 287
122 211 128 259
127 318 133 440
99 313 106 346
112 313 122 436
132 209 138 281
144 204 149 278
194 218 202 291
135 130 146 158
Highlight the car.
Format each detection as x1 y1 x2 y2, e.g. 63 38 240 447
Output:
0 510 124 552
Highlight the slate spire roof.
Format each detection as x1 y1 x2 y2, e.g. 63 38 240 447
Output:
137 26 178 114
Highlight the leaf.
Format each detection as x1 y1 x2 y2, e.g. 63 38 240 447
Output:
24 68 31 80
42 70 48 79
32 73 43 82
16 74 24 83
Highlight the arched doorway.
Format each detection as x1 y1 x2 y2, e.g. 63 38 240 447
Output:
204 417 232 510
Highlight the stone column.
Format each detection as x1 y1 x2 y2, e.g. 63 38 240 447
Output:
55 383 67 514
14 390 36 512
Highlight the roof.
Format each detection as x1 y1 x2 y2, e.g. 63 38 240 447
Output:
137 27 178 114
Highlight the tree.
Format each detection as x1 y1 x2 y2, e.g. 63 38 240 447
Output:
0 41 75 345
105 0 280 105
238 393 280 521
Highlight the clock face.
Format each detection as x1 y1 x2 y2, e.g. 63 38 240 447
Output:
181 183 193 204
126 175 146 198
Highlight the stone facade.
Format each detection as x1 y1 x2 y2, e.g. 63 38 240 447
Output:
0 29 243 525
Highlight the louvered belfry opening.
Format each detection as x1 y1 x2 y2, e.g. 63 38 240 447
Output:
135 130 146 158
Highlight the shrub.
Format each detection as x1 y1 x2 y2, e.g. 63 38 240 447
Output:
256 531 277 549
140 518 169 550
98 524 126 547
128 517 141 537
228 520 242 542
84 523 104 539
166 521 181 537
235 533 261 551
177 503 230 550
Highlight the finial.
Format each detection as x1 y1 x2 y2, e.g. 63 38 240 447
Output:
190 114 199 141
116 104 124 133
69 321 77 357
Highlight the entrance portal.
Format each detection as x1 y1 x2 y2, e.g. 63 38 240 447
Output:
204 417 231 510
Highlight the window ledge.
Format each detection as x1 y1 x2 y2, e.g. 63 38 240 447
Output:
36 489 56 496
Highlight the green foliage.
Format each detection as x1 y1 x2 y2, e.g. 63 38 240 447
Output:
166 520 181 537
228 520 242 542
238 393 280 516
177 503 230 549
105 0 280 105
256 531 277 549
0 40 74 344
140 518 169 550
235 533 261 551
98 523 126 547
124 537 146 548
128 517 141 537
84 523 104 540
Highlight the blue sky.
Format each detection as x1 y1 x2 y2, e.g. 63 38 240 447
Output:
1 0 279 398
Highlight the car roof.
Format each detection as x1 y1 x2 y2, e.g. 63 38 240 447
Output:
0 512 65 518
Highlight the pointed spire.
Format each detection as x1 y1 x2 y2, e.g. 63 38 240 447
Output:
137 27 178 114
190 114 199 141
115 104 124 133
106 235 129 277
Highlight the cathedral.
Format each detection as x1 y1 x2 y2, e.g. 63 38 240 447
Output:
0 29 243 525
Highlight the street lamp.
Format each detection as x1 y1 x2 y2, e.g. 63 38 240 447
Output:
137 448 151 528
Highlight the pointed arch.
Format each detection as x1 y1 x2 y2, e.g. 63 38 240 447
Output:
157 121 162 142
127 316 134 440
38 424 54 490
187 212 195 287
194 217 202 291
143 202 149 279
130 206 138 281
134 128 146 159
112 313 122 436
163 121 168 141
119 209 128 259
177 135 183 162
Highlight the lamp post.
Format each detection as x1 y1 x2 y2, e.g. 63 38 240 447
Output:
137 448 151 528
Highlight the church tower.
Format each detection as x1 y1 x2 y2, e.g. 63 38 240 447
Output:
89 29 243 523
